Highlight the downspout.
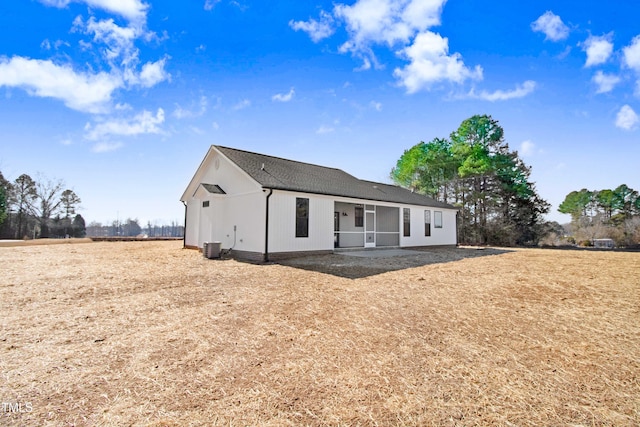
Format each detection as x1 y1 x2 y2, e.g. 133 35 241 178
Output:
264 188 273 263
181 201 187 249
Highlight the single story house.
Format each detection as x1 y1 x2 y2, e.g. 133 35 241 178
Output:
180 145 458 261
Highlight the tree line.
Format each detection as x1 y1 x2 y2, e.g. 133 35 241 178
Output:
86 219 184 238
557 185 640 247
391 114 550 246
0 172 85 239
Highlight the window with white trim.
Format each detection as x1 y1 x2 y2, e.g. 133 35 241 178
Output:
424 210 431 236
434 211 443 228
403 208 410 236
296 198 309 238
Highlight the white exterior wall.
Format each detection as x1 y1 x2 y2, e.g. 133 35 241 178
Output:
267 191 335 253
185 198 200 247
183 149 265 250
399 205 457 247
220 192 266 253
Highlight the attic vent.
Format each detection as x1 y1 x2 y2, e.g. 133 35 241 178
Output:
261 163 265 171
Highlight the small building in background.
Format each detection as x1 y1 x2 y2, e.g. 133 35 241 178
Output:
593 238 615 249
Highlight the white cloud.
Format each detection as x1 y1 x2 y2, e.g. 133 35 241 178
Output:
531 11 569 42
232 99 251 110
615 105 639 130
73 16 169 89
592 71 620 94
623 35 640 72
291 1 487 94
520 140 535 156
370 101 382 111
85 108 165 140
272 87 295 102
316 125 335 134
582 33 614 67
173 96 208 119
40 0 148 25
334 0 445 49
467 80 536 102
136 58 170 87
393 31 483 93
75 16 138 66
0 56 121 113
289 11 335 42
115 102 132 110
204 0 220 10
91 141 124 153
41 39 69 51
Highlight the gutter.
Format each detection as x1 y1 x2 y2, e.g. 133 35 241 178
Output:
264 188 273 263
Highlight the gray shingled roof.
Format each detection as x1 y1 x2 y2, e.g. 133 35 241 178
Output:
216 145 455 209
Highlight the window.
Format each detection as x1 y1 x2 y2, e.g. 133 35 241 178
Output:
403 208 410 236
354 206 364 227
434 211 443 228
424 210 431 236
296 198 309 238
202 201 210 208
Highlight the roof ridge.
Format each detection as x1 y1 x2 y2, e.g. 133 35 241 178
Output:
214 145 350 174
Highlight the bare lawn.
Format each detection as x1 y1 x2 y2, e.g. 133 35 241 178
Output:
1 241 639 426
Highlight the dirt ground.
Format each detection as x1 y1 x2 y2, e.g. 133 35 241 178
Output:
1 241 638 426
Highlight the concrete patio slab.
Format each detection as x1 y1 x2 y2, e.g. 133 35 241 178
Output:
337 249 426 258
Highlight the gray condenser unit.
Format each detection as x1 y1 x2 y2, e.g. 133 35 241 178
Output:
203 241 222 259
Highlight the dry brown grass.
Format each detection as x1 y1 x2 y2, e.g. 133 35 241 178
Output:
1 241 638 426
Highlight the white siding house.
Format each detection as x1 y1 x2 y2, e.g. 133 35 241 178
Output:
181 146 458 261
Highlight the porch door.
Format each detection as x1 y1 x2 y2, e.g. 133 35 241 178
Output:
364 206 375 248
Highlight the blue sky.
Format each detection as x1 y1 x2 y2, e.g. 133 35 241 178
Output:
1 0 639 226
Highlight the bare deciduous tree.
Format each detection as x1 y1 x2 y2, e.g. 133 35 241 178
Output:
31 175 65 238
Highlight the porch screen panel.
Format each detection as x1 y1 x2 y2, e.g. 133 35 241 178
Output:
376 206 400 246
376 206 399 232
340 233 365 247
376 233 399 246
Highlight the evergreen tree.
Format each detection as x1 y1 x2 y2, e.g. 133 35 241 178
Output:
391 114 549 246
72 214 86 238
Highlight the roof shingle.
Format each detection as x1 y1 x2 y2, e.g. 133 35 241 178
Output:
216 145 455 209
